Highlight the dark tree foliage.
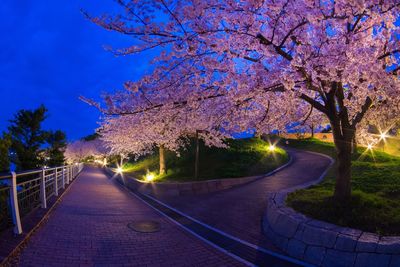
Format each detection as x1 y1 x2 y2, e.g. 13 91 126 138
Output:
46 130 67 167
321 125 332 133
82 133 100 141
8 105 49 170
0 133 11 173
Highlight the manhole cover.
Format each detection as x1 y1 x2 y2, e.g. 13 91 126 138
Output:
127 221 161 233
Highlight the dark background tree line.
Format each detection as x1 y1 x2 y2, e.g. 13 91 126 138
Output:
0 105 67 172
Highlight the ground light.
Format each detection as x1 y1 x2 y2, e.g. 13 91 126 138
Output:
379 132 388 141
379 131 389 152
117 167 123 174
357 142 377 162
144 172 156 182
267 144 276 152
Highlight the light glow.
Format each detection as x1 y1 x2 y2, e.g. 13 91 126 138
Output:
267 144 276 152
367 144 374 150
379 132 388 141
144 172 155 182
117 167 123 174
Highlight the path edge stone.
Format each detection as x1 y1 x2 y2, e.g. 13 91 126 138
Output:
262 151 400 267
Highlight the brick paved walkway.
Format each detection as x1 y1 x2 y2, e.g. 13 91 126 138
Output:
156 149 332 252
17 166 244 267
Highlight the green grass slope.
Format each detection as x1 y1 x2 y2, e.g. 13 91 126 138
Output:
285 138 400 236
123 138 289 183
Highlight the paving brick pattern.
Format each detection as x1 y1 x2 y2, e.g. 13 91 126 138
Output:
156 149 332 252
17 167 244 267
0 189 64 263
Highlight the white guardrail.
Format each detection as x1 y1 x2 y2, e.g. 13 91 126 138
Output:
0 163 84 235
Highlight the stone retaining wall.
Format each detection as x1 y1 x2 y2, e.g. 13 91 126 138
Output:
104 168 267 197
103 151 291 197
263 191 400 267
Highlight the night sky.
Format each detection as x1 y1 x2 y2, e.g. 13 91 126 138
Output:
0 1 154 141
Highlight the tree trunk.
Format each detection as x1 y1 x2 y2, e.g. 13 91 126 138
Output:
351 136 357 154
300 82 370 202
120 154 124 167
310 124 314 138
334 143 352 200
159 145 166 175
331 125 353 201
194 131 200 180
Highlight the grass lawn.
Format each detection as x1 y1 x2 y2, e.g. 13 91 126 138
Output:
122 138 289 183
285 138 400 236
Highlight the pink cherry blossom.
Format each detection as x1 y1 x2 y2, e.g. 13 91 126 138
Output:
84 0 400 200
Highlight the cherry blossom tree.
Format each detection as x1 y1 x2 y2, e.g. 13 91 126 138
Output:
65 139 109 163
289 108 329 138
96 93 231 177
86 1 400 201
99 114 177 175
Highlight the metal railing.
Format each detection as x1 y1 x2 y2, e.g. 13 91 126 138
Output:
0 163 84 235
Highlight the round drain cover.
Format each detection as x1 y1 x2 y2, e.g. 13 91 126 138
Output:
128 221 161 233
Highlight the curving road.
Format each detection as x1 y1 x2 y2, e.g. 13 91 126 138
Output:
155 148 332 252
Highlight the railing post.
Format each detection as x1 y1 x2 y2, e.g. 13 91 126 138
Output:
62 166 65 189
40 168 47 209
65 166 70 185
54 168 58 196
69 166 72 182
10 172 22 235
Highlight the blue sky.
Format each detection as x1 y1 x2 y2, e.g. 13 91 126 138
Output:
0 0 153 141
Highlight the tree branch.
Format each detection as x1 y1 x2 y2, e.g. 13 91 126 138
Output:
279 20 308 47
300 93 328 114
160 0 187 35
378 49 400 60
256 33 293 61
351 96 372 127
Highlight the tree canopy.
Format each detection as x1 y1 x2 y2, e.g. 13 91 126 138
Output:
7 105 67 170
46 130 67 167
0 133 11 173
8 105 49 170
85 1 400 200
